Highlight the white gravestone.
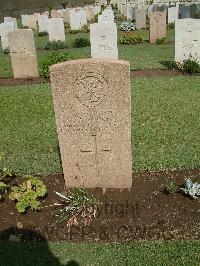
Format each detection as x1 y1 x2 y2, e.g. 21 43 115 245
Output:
69 9 87 30
48 18 65 42
21 15 29 27
7 29 39 78
0 22 16 49
90 23 118 59
168 6 178 23
4 17 18 29
175 18 200 62
38 15 49 33
98 10 114 23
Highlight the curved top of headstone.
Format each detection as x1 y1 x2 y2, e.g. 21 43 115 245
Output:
50 58 130 72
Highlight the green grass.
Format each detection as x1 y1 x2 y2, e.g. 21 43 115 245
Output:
0 76 200 174
0 29 174 78
0 241 200 265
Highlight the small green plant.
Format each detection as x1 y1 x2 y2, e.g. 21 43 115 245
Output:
156 37 166 44
9 176 47 213
44 40 68 50
72 38 90 48
3 48 10 54
164 180 178 194
167 23 175 29
180 178 200 199
40 51 71 79
182 55 200 75
119 34 143 45
55 188 98 227
38 31 48 37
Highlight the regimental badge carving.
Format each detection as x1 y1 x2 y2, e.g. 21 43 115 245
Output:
98 36 112 51
74 72 109 107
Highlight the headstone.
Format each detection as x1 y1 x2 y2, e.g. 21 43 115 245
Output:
175 18 200 63
21 15 29 27
69 9 87 30
127 5 136 20
135 9 146 29
28 15 37 31
179 4 190 19
62 8 71 23
149 12 166 43
50 59 132 188
38 15 49 33
98 10 115 23
90 23 118 59
48 18 65 42
51 10 62 18
4 17 18 29
7 29 39 78
0 22 16 49
168 5 178 24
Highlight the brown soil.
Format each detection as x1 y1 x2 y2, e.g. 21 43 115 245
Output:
0 70 186 87
0 77 44 87
0 169 200 243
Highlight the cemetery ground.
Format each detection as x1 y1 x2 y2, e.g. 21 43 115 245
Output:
1 25 200 264
0 75 200 264
0 28 175 80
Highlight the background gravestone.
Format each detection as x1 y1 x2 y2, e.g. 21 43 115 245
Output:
175 18 200 63
135 9 146 30
48 18 65 41
0 22 16 49
149 11 166 44
50 59 132 188
38 15 49 33
90 23 118 59
7 29 39 78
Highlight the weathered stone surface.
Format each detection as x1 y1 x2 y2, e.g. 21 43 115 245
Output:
90 23 118 59
69 9 87 30
0 22 16 49
62 8 71 23
7 29 39 78
21 15 29 27
4 17 18 29
98 9 114 23
175 18 200 62
38 15 49 33
149 11 166 43
50 59 132 188
28 15 37 31
135 9 146 29
168 5 178 23
51 10 62 18
48 18 65 41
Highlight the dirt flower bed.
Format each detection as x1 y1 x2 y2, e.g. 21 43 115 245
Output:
0 169 200 243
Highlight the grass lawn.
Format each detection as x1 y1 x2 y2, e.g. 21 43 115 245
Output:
0 29 174 78
0 241 200 265
0 76 200 174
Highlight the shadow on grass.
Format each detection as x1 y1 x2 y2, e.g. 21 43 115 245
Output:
159 60 175 69
0 227 80 266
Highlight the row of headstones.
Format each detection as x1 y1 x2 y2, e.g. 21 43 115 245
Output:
119 2 200 23
4 6 117 79
2 5 200 77
0 5 101 49
21 5 101 32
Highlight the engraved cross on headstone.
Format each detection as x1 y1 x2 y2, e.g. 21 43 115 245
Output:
80 134 111 177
